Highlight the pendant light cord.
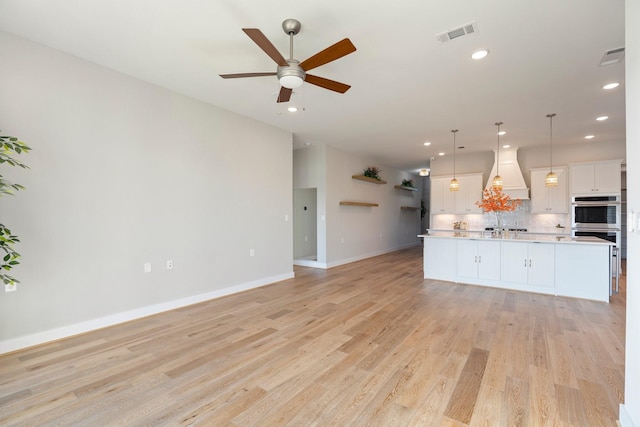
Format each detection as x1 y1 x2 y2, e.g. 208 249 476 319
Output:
547 113 556 173
495 122 503 176
452 129 458 178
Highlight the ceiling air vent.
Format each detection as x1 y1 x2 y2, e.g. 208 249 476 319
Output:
435 21 479 44
598 47 625 66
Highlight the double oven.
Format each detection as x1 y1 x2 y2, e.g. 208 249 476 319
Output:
571 195 621 244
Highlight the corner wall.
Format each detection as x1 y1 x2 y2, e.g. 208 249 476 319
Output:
324 145 421 267
0 32 293 352
621 1 639 425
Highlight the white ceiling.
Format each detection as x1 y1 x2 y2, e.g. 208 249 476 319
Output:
0 0 626 172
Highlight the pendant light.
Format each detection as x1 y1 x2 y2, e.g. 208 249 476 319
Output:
449 129 459 191
491 122 504 190
545 113 558 187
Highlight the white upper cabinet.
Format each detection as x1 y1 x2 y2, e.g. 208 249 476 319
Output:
430 177 456 214
430 173 483 215
530 166 568 213
570 161 621 195
454 174 484 214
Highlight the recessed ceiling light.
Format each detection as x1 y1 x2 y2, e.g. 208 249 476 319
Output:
603 82 619 90
596 116 609 121
438 152 445 156
584 135 595 139
424 142 431 146
288 106 298 112
502 144 510 149
497 131 506 136
471 49 489 60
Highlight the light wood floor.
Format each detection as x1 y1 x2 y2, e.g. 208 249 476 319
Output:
0 246 626 426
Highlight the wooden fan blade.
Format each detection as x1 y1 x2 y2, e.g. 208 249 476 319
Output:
277 87 293 103
299 38 356 72
219 72 276 79
305 74 351 93
242 28 288 66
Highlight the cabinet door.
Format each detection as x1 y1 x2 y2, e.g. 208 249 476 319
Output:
593 162 621 193
532 167 568 213
424 238 457 281
457 240 479 280
500 242 529 284
530 169 550 213
546 168 568 213
570 163 595 194
431 178 455 214
455 175 483 214
477 240 501 280
527 243 555 288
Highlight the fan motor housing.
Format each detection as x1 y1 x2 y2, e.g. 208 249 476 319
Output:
277 60 306 82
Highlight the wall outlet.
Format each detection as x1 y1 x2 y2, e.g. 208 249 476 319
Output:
5 283 17 292
144 262 151 273
250 249 255 257
166 260 173 269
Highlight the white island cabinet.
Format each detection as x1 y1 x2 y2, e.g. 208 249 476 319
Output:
501 241 555 289
423 237 457 282
457 239 501 281
421 233 614 302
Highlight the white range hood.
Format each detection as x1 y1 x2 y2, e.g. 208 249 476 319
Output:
485 147 530 199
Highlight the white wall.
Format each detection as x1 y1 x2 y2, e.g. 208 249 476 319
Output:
293 188 317 259
621 1 639 426
0 32 293 352
325 145 421 267
293 145 327 264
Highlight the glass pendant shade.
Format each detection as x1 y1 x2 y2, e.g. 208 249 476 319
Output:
492 174 503 190
545 171 558 187
449 178 459 191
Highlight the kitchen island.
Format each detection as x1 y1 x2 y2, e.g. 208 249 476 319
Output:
419 230 615 302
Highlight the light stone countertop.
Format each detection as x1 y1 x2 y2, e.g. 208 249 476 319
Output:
418 230 614 246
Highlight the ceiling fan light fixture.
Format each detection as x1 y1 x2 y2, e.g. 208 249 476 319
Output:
277 60 306 89
279 75 303 89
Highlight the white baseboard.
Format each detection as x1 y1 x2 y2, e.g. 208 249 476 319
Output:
293 259 328 268
619 404 638 427
0 271 294 355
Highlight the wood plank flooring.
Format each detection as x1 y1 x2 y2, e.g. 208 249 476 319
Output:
0 246 626 426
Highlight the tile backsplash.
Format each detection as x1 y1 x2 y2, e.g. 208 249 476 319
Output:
430 201 571 234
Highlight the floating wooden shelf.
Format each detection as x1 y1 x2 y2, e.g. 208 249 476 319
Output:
339 201 379 207
400 206 419 211
352 175 387 184
394 185 418 192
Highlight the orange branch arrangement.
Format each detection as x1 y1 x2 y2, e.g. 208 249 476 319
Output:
475 188 522 212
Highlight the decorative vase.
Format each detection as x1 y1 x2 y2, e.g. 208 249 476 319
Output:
494 211 503 237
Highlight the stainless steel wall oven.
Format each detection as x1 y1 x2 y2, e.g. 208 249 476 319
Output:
572 195 621 245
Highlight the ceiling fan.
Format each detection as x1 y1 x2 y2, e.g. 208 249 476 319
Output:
219 19 356 103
